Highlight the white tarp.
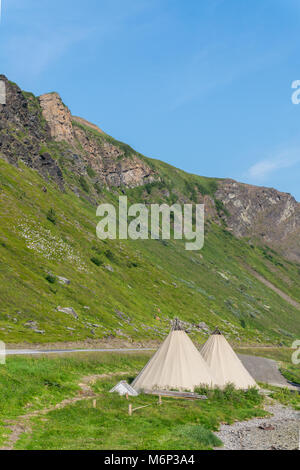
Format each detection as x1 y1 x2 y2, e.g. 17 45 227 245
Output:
131 329 216 392
110 381 139 396
201 332 257 389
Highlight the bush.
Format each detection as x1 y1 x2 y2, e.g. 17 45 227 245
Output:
79 176 89 193
92 245 102 255
45 274 56 284
144 183 153 194
127 261 138 268
86 166 96 178
91 256 103 267
214 199 230 217
105 249 115 261
47 208 57 225
94 183 102 194
195 384 261 406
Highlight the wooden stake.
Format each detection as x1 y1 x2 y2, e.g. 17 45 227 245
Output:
129 404 132 416
158 395 162 405
126 393 129 400
93 399 97 408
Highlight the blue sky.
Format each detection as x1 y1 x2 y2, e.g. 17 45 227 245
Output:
1 0 300 200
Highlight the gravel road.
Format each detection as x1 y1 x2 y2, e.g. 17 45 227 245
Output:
215 404 300 450
5 347 155 356
238 354 296 388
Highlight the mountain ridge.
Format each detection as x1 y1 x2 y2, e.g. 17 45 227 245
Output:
0 74 299 346
37 79 300 264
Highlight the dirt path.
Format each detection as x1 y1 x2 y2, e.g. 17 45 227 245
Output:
215 404 300 450
1 372 129 451
248 267 300 310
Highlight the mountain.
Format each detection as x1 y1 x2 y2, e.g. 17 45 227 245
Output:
0 75 299 346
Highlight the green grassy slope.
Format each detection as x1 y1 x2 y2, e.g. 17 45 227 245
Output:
0 152 299 346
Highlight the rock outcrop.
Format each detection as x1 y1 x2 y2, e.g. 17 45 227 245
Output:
72 115 104 134
0 76 64 188
72 121 156 188
216 179 300 262
39 92 74 143
0 77 156 192
38 91 157 189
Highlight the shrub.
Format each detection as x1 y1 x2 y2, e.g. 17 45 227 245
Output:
127 261 138 268
91 256 103 267
92 245 102 255
45 274 56 284
105 249 115 261
214 199 230 217
86 166 96 178
144 183 153 194
39 144 50 156
47 208 57 225
79 176 89 193
195 384 261 406
94 183 102 194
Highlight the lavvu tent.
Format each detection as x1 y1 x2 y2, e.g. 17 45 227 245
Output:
201 329 257 389
131 319 215 392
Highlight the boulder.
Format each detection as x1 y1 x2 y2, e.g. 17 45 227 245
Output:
198 322 210 332
57 307 78 320
115 309 131 323
104 265 114 272
57 276 71 285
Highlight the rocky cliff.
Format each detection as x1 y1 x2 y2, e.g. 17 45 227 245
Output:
216 179 300 263
0 76 156 193
0 76 64 188
39 91 157 189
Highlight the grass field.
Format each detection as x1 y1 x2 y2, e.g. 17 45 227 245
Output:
0 352 148 447
0 352 268 450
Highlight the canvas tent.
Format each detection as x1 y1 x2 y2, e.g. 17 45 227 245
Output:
200 329 257 389
131 319 215 392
